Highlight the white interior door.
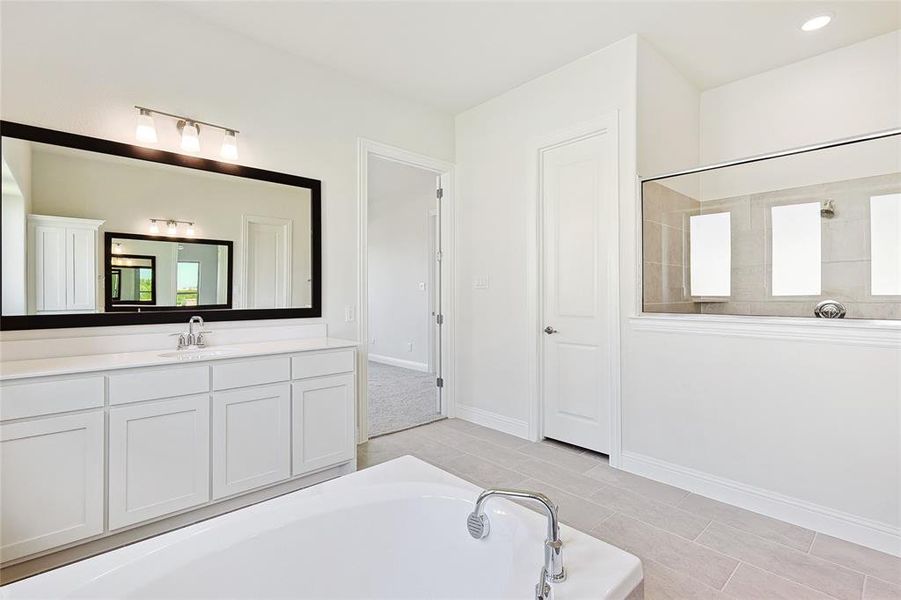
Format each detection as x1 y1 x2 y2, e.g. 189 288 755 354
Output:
541 129 617 454
243 216 292 309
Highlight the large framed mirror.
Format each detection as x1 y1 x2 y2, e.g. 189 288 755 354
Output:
0 121 321 330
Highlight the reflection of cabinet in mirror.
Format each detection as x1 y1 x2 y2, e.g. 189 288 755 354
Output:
27 215 103 314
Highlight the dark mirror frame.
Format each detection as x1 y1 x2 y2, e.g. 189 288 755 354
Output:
105 233 234 312
0 120 322 330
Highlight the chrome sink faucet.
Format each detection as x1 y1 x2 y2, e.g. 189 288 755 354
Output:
466 488 565 599
172 316 210 350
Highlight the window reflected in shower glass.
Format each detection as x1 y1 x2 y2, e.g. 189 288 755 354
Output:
870 193 901 296
689 212 731 297
771 202 821 296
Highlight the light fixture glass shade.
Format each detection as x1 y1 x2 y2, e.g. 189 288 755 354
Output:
186 223 195 236
221 130 238 160
135 109 157 143
149 220 160 234
166 221 178 235
180 121 201 152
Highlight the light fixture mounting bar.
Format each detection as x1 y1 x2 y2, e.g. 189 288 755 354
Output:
134 106 239 133
150 218 194 225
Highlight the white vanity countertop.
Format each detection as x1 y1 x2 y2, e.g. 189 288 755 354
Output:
0 337 358 381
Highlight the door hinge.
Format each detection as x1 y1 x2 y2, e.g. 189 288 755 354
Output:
436 377 444 388
436 187 444 200
436 314 444 325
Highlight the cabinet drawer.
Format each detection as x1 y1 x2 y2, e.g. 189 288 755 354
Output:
292 350 355 380
1 376 104 421
212 357 290 391
109 365 209 405
1 410 104 561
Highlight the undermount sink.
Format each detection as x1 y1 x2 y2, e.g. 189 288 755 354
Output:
158 347 241 360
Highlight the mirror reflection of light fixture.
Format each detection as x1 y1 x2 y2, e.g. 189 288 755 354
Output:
135 108 157 144
221 130 238 160
135 106 239 159
178 120 201 153
149 220 160 234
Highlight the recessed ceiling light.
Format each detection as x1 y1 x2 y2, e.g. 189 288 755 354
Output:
801 14 832 32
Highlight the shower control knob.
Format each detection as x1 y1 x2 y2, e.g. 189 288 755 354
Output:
544 326 558 335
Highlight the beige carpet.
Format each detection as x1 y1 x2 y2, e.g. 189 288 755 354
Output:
367 361 442 436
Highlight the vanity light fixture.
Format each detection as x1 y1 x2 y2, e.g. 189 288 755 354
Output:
134 106 239 159
149 218 196 236
112 242 124 254
801 13 832 31
135 108 158 144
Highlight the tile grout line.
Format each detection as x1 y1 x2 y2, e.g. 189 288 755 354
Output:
720 560 742 592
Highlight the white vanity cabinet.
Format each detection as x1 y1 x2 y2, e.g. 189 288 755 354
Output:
0 341 357 568
0 411 105 562
212 383 291 499
108 394 211 530
27 215 103 314
292 374 355 474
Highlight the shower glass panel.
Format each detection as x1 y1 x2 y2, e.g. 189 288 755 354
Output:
641 131 900 320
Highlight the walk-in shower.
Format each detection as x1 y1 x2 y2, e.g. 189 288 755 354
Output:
640 129 900 320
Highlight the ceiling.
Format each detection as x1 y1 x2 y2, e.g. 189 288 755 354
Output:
145 2 901 114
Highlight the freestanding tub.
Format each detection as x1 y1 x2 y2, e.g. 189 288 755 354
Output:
1 456 643 599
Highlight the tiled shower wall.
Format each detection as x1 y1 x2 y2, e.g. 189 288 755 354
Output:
642 182 700 314
642 173 901 320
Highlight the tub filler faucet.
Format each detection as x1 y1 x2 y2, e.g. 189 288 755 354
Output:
466 488 565 600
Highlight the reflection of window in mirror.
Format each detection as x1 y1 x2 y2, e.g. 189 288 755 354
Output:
176 261 200 307
689 212 731 297
870 193 901 296
771 202 821 296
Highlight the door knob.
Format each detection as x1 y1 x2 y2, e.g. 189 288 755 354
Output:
544 326 558 335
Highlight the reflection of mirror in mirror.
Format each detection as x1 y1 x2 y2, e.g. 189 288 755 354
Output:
106 235 231 311
1 136 313 317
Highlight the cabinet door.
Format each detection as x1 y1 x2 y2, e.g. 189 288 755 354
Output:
66 227 96 311
0 411 104 561
212 384 291 500
292 374 355 475
33 225 67 312
108 395 210 530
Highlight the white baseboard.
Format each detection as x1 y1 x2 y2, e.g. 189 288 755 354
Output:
455 404 530 440
367 354 429 373
621 451 901 557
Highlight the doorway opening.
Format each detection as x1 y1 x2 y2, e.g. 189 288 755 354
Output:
363 154 446 437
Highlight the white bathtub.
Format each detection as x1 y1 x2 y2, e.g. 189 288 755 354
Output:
2 456 643 599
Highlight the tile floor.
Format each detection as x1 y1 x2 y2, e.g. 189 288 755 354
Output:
357 418 900 600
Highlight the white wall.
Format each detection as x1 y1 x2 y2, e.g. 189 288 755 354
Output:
1 138 32 315
367 156 434 368
636 37 700 194
624 31 901 554
454 36 637 430
699 30 901 200
0 1 454 342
